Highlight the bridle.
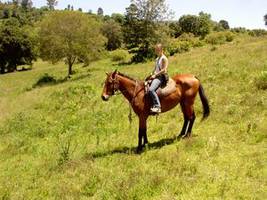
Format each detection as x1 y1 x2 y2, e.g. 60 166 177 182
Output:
106 73 139 124
109 73 138 101
109 75 120 95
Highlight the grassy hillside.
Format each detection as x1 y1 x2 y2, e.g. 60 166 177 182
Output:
0 36 266 199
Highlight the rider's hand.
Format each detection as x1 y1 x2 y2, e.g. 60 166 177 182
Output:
151 74 156 79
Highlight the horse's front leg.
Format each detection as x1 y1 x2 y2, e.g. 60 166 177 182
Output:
137 116 148 152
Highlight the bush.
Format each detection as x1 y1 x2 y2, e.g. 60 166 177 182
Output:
178 33 195 41
178 33 205 48
167 40 191 56
33 73 57 88
248 29 267 37
230 27 248 34
110 49 130 63
205 31 235 45
255 71 267 90
224 31 235 42
166 34 206 56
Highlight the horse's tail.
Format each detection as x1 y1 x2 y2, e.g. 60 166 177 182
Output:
196 77 210 120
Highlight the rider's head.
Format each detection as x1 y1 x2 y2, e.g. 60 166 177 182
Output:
155 43 163 56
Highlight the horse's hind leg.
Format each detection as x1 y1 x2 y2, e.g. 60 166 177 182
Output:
186 111 196 137
178 115 189 138
178 102 189 138
178 102 195 138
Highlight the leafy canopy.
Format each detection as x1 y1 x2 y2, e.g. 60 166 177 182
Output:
0 18 37 73
123 0 172 62
39 11 106 76
179 12 212 38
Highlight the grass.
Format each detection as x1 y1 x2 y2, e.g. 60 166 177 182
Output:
0 35 266 199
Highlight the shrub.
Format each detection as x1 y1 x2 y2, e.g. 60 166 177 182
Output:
205 31 235 45
210 46 217 51
255 71 267 90
33 73 57 88
248 29 267 37
231 27 248 34
224 31 235 42
167 40 191 56
177 33 204 47
178 33 195 42
192 39 205 47
110 49 130 63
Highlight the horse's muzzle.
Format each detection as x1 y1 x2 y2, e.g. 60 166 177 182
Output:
101 95 109 101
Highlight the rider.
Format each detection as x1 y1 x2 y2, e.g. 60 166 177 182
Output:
148 43 169 114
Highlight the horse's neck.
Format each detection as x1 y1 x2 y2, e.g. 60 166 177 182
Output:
118 76 142 103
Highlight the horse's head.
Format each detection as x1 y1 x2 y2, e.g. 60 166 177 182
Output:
101 70 119 101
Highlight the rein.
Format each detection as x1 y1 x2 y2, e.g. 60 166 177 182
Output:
110 74 139 124
128 80 138 124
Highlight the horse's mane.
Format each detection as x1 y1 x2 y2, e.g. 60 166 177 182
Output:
117 72 141 82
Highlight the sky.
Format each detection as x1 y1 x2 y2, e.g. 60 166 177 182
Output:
26 0 267 29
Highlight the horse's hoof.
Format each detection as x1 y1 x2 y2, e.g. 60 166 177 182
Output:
142 142 149 147
177 134 184 140
177 134 190 140
183 134 192 139
136 147 143 154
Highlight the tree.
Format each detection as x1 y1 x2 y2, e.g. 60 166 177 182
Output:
12 0 21 7
101 19 123 50
97 7 103 16
111 13 125 24
169 21 182 38
21 0 32 10
179 15 199 35
3 8 9 18
0 18 37 74
198 12 212 37
264 14 267 26
123 0 172 62
179 12 212 38
47 0 58 10
219 20 230 30
39 11 106 77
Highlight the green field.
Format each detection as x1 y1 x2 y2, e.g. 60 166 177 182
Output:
0 36 266 199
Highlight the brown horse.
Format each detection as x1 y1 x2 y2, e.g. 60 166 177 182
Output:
101 70 210 152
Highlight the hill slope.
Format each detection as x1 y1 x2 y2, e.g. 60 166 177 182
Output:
0 36 266 199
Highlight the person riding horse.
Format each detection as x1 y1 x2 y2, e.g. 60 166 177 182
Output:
147 43 169 114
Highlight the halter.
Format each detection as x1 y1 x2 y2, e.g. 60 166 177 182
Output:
110 73 138 100
107 72 139 124
109 74 120 95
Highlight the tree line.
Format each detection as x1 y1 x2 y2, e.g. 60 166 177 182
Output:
0 0 266 76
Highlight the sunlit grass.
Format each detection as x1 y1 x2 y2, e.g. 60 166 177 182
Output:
0 36 266 199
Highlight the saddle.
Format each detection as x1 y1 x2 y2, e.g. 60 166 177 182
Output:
145 78 176 97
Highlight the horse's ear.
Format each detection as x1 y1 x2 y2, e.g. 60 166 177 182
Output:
112 69 118 79
106 72 109 76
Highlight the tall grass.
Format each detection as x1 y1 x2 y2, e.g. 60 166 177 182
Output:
0 36 266 199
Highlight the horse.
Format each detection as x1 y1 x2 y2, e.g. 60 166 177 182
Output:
101 70 210 152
